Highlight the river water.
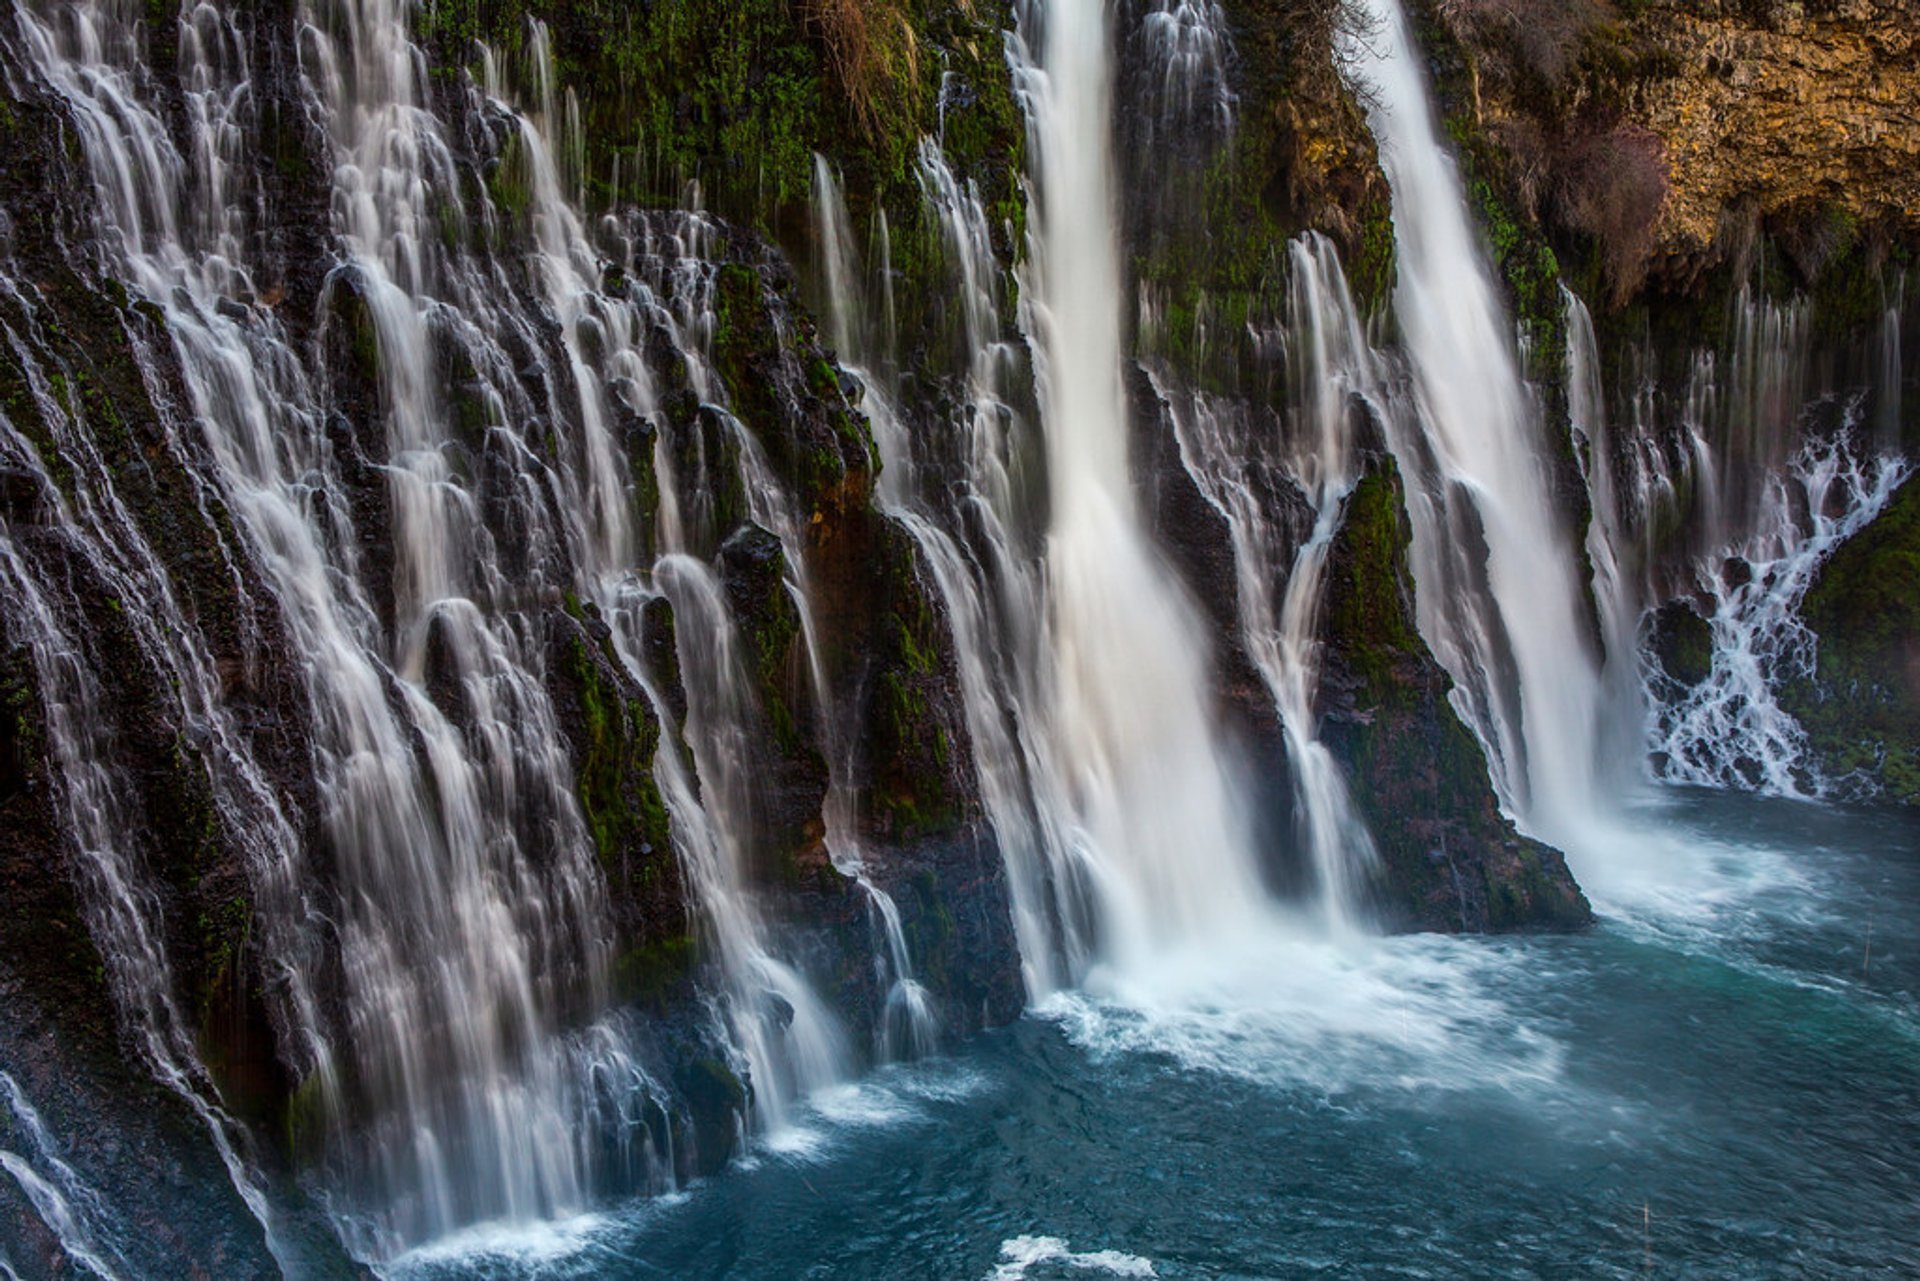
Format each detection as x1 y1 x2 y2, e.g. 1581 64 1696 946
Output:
390 790 1920 1279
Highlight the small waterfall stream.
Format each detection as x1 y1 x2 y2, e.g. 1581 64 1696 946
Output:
1153 236 1381 928
0 1072 133 1281
1345 0 1611 857
1647 437 1908 795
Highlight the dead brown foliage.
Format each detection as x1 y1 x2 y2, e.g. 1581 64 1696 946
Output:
1495 113 1670 302
793 0 922 142
1435 0 1615 92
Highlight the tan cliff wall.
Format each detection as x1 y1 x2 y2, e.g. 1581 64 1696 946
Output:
1426 0 1919 294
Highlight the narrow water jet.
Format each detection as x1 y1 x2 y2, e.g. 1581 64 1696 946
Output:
1154 235 1381 929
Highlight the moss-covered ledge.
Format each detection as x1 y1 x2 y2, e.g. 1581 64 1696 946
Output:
1320 456 1592 932
1786 476 1920 804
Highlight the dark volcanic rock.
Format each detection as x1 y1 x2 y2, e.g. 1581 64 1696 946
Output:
1786 476 1920 803
1320 457 1592 933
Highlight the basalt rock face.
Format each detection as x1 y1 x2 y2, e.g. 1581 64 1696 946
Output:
1625 1 1918 273
1788 476 1920 802
1320 457 1593 932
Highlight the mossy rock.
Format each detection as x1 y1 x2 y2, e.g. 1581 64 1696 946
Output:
1647 599 1713 689
1786 477 1920 803
1321 456 1592 932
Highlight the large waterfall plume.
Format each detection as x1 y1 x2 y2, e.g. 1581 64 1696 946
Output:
1006 0 1268 975
1343 0 1613 852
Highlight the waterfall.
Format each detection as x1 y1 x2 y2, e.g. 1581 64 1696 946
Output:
645 553 851 1118
1136 0 1235 144
486 32 855 1131
0 1072 133 1279
4 4 330 1264
1343 0 1610 853
1155 236 1380 928
1007 0 1266 974
1647 437 1908 796
901 140 1094 996
815 0 1279 987
1567 291 1664 773
797 157 943 1060
1568 276 1911 801
10 0 872 1255
811 151 1029 1031
1879 283 1904 454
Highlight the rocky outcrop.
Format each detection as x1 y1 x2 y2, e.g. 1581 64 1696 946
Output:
1630 2 1917 268
1422 0 1919 295
1788 475 1920 801
1320 457 1592 931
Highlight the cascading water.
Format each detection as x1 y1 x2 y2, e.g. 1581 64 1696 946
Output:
1153 235 1380 928
1567 290 1665 773
0 1072 132 1281
3 4 336 1263
7 0 874 1256
894 139 1094 996
20 0 650 1248
809 0 1279 990
478 33 853 1134
1135 0 1235 145
1004 0 1268 973
1344 0 1612 853
1647 435 1908 796
695 153 940 1063
1568 275 1912 802
1878 277 1906 453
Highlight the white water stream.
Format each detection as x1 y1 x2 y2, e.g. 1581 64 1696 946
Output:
1009 0 1267 973
1345 0 1614 863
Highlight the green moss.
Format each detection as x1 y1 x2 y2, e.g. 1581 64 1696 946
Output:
486 128 531 218
419 0 941 229
749 596 804 757
900 866 956 994
560 629 672 866
862 531 962 839
1649 602 1713 689
613 931 697 1008
1325 466 1422 707
1787 477 1920 802
283 1069 331 1162
680 1053 747 1118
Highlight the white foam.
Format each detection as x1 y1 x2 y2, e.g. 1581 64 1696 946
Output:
1567 802 1807 926
753 1060 989 1165
1042 910 1566 1099
386 1210 607 1274
989 1235 1158 1279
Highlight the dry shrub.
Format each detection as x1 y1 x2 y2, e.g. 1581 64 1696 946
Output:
794 0 921 142
1550 123 1669 301
1435 0 1613 92
1776 202 1861 285
1491 114 1670 301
